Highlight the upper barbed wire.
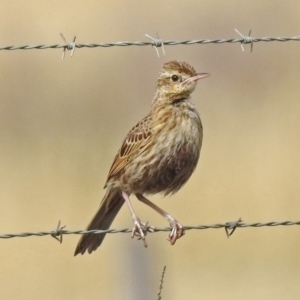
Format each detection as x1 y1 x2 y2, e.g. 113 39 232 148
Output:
1 34 300 52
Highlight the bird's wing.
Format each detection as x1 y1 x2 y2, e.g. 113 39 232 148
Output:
105 115 153 184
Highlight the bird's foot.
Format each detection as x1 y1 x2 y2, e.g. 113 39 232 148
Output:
131 219 155 247
167 219 185 245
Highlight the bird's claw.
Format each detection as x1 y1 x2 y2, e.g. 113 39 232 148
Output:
131 220 155 247
167 219 185 245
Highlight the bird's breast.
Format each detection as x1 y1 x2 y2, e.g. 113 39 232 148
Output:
121 109 203 195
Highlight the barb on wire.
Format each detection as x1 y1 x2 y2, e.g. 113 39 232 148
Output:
0 34 299 52
60 33 76 59
51 220 66 243
0 220 300 240
225 217 243 237
145 33 165 57
235 29 254 52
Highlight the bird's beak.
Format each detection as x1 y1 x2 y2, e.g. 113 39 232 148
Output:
182 73 210 85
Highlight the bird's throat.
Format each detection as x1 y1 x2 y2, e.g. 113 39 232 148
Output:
171 96 187 106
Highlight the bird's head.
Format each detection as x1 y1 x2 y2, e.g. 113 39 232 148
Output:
155 61 210 99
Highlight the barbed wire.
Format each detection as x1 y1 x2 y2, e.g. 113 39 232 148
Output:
0 31 299 58
0 220 300 241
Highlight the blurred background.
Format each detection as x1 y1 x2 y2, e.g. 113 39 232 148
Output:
1 1 300 299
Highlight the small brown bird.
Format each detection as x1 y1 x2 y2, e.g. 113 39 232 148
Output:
75 61 209 255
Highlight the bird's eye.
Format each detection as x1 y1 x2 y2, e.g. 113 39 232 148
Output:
171 75 179 82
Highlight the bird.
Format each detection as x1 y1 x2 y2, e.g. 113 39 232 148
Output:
74 61 210 255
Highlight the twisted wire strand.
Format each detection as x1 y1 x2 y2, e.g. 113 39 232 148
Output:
1 36 300 51
1 221 300 239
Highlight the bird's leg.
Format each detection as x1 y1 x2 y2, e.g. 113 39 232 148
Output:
135 194 185 245
122 191 151 247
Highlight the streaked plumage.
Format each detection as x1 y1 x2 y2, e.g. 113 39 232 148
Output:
75 61 209 255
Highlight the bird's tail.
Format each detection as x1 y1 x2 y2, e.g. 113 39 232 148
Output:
74 188 124 255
